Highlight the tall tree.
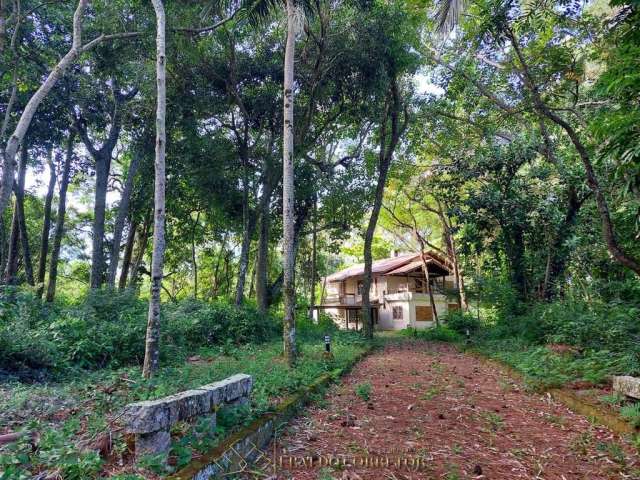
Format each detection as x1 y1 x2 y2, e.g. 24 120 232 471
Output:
75 87 136 289
362 77 408 338
46 132 75 302
107 149 141 288
0 0 138 223
282 0 297 365
36 148 56 296
143 0 167 379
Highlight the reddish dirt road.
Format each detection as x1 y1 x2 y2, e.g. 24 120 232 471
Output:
262 340 639 479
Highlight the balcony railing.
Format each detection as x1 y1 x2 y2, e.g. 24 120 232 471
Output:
322 288 449 305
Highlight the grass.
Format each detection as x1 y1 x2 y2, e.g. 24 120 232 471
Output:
420 386 441 401
480 411 504 431
620 403 640 428
0 333 369 479
471 338 638 391
355 382 372 402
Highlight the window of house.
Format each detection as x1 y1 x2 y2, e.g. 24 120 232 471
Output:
392 306 403 320
416 306 433 321
357 281 364 295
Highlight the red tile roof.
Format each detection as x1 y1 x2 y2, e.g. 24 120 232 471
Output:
325 252 450 282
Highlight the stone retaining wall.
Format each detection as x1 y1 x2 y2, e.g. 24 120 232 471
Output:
122 373 252 458
169 347 373 479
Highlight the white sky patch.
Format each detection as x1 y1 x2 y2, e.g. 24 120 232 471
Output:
414 73 444 97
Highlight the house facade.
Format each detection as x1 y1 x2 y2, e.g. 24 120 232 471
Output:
314 252 459 331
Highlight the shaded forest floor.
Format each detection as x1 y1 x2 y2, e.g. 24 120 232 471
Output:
262 340 640 479
0 335 368 479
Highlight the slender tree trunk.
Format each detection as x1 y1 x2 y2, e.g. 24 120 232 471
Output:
46 132 74 302
0 216 7 276
0 0 7 54
191 211 199 298
107 150 141 288
266 200 311 307
363 79 404 338
282 0 297 366
36 148 56 296
143 0 166 378
3 199 19 284
361 177 388 338
309 196 317 319
129 210 151 288
234 213 256 305
119 219 137 289
224 248 232 295
211 232 227 298
15 147 34 285
419 252 439 326
440 212 466 310
256 188 271 314
248 262 255 298
0 0 88 221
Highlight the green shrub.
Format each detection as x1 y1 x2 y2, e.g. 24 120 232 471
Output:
0 288 281 375
296 312 339 339
401 326 461 342
446 311 481 334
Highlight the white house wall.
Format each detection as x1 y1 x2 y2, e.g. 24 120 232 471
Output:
321 272 459 331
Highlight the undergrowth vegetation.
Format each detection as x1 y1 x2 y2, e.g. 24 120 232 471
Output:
0 288 281 379
442 281 640 391
0 302 368 479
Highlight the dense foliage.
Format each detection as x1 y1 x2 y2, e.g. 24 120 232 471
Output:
0 289 280 378
1 0 640 476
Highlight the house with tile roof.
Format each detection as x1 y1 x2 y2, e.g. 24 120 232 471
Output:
313 252 459 330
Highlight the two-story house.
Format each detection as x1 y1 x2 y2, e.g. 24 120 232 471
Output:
314 252 459 330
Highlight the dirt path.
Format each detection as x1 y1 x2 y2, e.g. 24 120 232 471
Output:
262 341 639 479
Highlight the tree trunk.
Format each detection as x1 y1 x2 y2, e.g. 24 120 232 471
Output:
440 211 466 310
3 199 19 285
106 150 141 288
543 187 585 299
15 146 34 285
129 210 151 288
363 81 404 338
191 211 200 298
36 148 56 296
282 0 297 366
90 154 110 288
0 0 88 221
419 252 439 327
234 212 256 305
46 132 74 302
255 187 271 314
211 232 227 298
309 196 317 319
118 219 137 289
0 216 7 276
266 194 313 307
143 0 166 379
361 165 391 338
0 0 7 54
